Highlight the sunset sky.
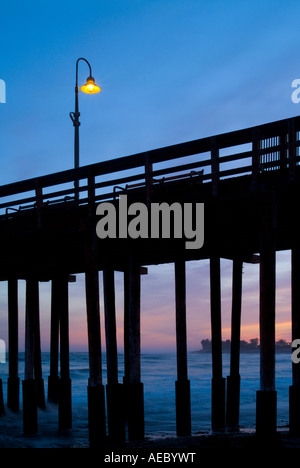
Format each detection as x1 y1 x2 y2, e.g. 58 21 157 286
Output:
0 0 299 352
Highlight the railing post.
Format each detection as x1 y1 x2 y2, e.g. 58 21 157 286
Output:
279 132 288 172
35 180 43 229
211 137 219 197
145 153 153 206
252 129 260 190
87 174 96 215
288 119 297 182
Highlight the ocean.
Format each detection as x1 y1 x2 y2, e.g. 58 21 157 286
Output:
0 352 292 448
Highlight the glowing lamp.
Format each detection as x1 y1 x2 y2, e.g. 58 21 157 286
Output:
81 76 101 94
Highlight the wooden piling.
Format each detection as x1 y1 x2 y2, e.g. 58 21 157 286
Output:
85 259 106 446
48 279 60 404
32 280 45 410
85 176 106 447
126 255 144 441
103 266 125 442
256 194 277 436
58 275 72 430
290 247 300 434
103 267 119 386
23 279 38 435
123 268 130 426
124 269 130 386
210 256 226 429
7 278 20 412
0 380 4 417
174 258 191 437
226 259 243 427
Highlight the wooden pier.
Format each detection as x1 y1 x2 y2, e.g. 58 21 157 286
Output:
1 115 300 444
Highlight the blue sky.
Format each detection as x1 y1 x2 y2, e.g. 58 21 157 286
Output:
0 0 299 351
1 0 300 183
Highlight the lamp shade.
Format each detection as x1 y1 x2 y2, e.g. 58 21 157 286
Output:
81 76 101 94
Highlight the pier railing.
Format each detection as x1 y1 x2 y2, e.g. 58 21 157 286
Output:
0 116 300 216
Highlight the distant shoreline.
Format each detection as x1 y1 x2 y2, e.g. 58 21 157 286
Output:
194 338 292 355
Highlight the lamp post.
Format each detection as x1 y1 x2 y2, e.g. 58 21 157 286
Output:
70 58 101 202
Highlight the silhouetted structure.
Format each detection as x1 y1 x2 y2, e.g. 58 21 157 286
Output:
0 115 300 444
199 338 291 353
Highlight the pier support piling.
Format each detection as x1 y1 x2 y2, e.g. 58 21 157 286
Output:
22 379 37 435
23 279 39 435
59 377 72 431
123 267 138 425
175 258 191 437
226 259 243 427
103 266 125 442
126 256 144 441
33 282 45 410
7 279 20 412
290 247 300 435
48 279 60 404
210 256 226 429
58 275 72 430
123 267 130 422
256 195 277 436
87 384 106 448
85 256 106 446
0 380 4 417
85 189 106 447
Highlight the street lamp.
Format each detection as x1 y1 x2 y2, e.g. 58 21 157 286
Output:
70 58 101 202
